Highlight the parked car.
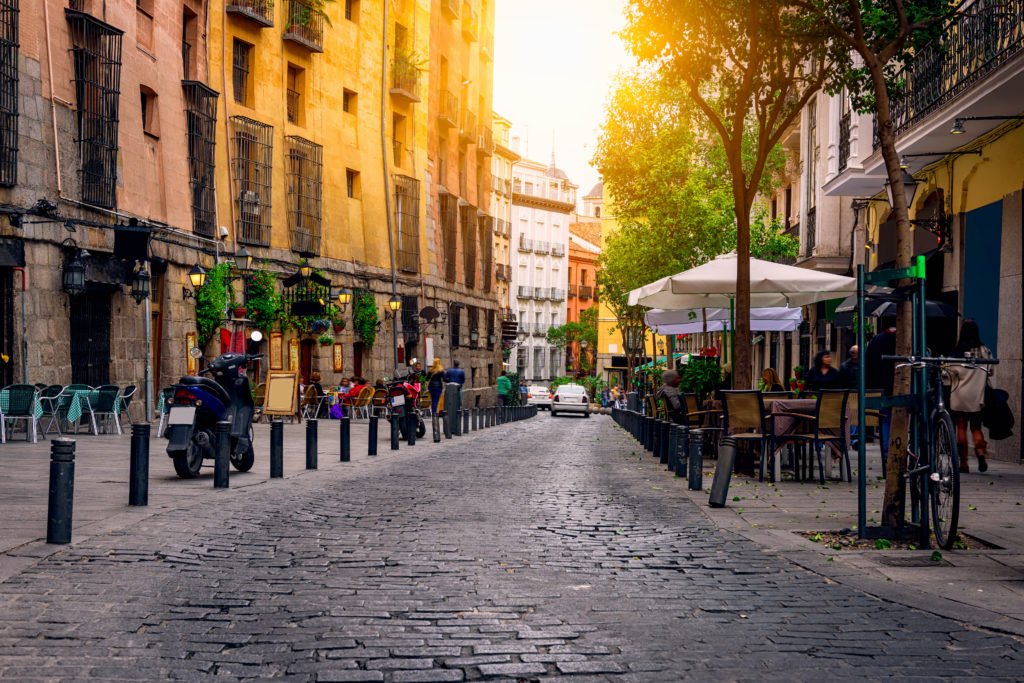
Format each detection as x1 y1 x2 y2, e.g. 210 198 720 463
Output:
527 385 552 410
551 383 590 417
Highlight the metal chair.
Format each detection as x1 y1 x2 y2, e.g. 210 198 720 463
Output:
91 385 123 435
350 386 374 419
1 384 40 443
37 384 65 437
300 386 330 419
371 388 389 417
774 389 851 484
156 386 175 437
720 390 773 481
118 385 138 425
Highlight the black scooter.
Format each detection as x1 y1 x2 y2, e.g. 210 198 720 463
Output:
165 352 262 478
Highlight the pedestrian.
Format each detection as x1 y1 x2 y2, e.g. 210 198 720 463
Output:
444 359 466 388
497 371 512 406
427 358 445 414
948 319 994 473
840 345 860 391
760 367 785 392
600 386 611 408
655 369 685 423
805 350 841 391
865 325 897 469
519 381 528 405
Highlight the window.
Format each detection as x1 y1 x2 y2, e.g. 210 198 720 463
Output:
594 206 600 217
68 10 124 208
182 7 197 80
183 82 218 237
136 0 153 49
478 215 493 292
232 39 252 106
286 65 303 124
343 89 356 113
460 204 477 288
345 0 358 21
346 168 359 198
450 305 462 348
0 0 18 187
394 174 420 273
230 115 273 245
392 113 406 166
140 86 158 136
286 136 323 256
440 193 458 281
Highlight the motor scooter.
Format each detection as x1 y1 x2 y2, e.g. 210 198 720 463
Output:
386 368 426 439
165 352 262 478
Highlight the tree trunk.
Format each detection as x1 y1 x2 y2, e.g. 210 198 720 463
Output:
734 200 752 390
871 64 914 531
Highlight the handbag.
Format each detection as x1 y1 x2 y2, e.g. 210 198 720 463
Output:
982 385 1014 440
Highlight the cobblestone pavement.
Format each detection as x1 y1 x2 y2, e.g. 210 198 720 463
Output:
1 416 1022 681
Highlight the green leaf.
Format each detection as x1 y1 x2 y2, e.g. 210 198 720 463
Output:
874 538 892 550
930 551 943 562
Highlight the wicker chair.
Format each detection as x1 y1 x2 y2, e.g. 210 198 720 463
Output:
720 390 773 481
775 389 851 484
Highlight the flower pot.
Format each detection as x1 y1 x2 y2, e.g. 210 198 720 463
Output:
320 341 331 347
333 323 344 332
233 307 247 318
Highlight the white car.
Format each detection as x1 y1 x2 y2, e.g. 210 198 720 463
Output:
526 385 552 410
550 383 591 417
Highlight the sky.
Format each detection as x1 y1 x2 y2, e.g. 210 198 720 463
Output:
493 0 635 201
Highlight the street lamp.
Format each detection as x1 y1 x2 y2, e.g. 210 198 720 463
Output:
130 262 151 305
470 329 479 346
885 170 919 210
337 287 352 311
298 260 313 279
183 264 206 300
233 246 252 271
61 247 88 296
388 294 402 313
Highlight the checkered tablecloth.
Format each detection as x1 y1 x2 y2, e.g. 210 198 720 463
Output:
0 390 43 419
64 390 119 423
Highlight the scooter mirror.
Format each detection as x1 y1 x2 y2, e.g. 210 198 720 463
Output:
250 330 264 343
189 347 203 359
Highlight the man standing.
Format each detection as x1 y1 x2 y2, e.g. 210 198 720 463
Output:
443 359 466 388
840 345 860 391
496 371 511 406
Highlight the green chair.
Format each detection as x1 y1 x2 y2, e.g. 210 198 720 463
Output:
1 384 40 443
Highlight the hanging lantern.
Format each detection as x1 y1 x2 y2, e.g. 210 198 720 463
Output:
130 262 151 305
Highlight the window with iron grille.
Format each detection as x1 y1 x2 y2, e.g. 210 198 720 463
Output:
487 310 495 347
517 347 527 371
230 116 273 245
460 204 477 288
449 305 461 348
467 306 478 348
232 39 251 105
393 174 420 273
0 0 17 187
285 135 322 256
440 192 458 282
401 295 419 344
183 81 218 237
477 214 493 293
67 8 123 209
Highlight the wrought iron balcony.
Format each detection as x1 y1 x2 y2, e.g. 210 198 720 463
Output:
551 243 565 257
287 88 299 123
838 110 851 172
283 0 324 52
568 284 577 298
532 324 547 338
534 287 549 301
533 240 550 255
226 0 274 27
550 288 565 302
518 236 533 252
884 0 1024 142
438 90 458 129
459 109 476 144
390 57 421 103
804 207 817 257
517 285 533 299
477 126 493 156
578 285 593 300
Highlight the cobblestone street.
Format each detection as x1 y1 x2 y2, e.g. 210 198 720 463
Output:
1 416 1022 681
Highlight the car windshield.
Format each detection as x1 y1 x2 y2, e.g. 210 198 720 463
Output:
558 385 585 394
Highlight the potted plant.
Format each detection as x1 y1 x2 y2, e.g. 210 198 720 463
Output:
233 305 247 319
310 318 331 334
318 333 333 347
332 318 346 332
789 365 805 394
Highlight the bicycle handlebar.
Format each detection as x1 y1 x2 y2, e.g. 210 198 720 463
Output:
881 354 998 365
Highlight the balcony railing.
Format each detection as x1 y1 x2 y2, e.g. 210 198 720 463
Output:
462 3 478 41
533 240 550 255
534 287 549 301
550 288 565 302
287 88 299 123
493 263 503 281
442 0 459 19
568 284 577 298
477 126 493 155
459 109 476 144
579 285 593 300
493 218 505 235
518 236 533 252
885 0 1024 142
805 206 817 256
390 58 421 103
551 243 565 257
532 324 547 338
283 0 324 52
517 285 533 299
226 0 274 27
438 90 458 128
838 110 851 172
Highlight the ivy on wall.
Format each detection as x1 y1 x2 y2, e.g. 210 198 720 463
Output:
351 289 378 348
195 262 233 348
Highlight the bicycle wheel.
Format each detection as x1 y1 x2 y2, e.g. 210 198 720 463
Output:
930 410 960 549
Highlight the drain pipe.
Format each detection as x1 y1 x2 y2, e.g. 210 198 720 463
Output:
380 0 399 372
43 0 64 197
13 267 27 382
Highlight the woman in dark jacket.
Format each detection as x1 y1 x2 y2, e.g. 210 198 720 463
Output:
804 350 841 391
427 358 445 414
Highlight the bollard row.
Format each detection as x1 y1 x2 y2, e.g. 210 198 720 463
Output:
611 407 707 501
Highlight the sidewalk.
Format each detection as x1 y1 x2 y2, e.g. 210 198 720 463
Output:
661 433 1024 636
0 416 507 583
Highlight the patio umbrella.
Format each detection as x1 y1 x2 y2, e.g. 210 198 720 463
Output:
628 253 858 309
644 306 802 335
833 288 959 328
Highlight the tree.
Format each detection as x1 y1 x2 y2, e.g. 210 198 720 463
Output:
546 308 599 375
794 0 953 530
622 0 829 391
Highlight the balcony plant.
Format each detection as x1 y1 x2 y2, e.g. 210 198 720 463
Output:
393 47 427 86
351 289 378 348
318 333 333 346
195 262 234 348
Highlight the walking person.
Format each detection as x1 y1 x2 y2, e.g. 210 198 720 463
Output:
497 371 512 406
865 326 897 470
426 358 445 414
948 320 994 473
444 360 466 391
805 350 842 391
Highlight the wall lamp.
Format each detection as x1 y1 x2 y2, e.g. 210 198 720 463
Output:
61 240 89 296
951 115 1024 134
182 264 207 300
129 261 151 305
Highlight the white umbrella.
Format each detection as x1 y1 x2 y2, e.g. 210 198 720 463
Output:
644 306 803 335
628 253 858 309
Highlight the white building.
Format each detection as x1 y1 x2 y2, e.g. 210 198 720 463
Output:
510 150 576 382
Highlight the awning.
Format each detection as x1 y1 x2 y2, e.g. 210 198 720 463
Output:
644 307 803 334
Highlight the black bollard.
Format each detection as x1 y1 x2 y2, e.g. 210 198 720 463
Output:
454 409 463 436
708 436 737 506
667 423 678 472
340 416 351 461
368 415 379 455
674 426 689 478
442 409 451 439
391 415 401 450
652 419 662 460
129 422 150 506
688 429 705 492
306 419 318 469
46 438 76 544
270 420 284 478
214 420 230 488
463 409 469 434
659 421 670 466
471 407 478 431
432 411 441 442
406 410 416 446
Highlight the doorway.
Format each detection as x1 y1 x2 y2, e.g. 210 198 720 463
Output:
299 339 314 385
0 269 13 386
70 290 112 386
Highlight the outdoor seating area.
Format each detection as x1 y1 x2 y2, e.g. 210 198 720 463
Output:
0 383 137 443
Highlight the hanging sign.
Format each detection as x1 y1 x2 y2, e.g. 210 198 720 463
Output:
269 332 283 370
333 343 344 372
186 332 198 375
288 338 299 371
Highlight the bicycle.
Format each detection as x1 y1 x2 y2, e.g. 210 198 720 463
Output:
882 354 998 549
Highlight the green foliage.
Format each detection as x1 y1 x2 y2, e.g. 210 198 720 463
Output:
318 333 334 345
393 46 428 82
546 307 599 375
678 357 722 400
506 372 521 405
195 263 233 348
351 289 378 348
244 264 284 332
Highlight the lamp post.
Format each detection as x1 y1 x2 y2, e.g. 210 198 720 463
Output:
129 261 153 421
382 294 402 371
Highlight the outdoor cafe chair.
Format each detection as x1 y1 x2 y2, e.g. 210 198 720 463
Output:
774 389 851 484
720 390 773 482
118 385 138 425
92 385 124 435
350 386 374 419
370 388 389 417
682 393 723 432
156 386 175 436
300 386 330 419
1 383 41 443
37 384 66 437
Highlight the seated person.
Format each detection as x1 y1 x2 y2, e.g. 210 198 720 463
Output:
761 367 785 393
655 370 685 423
374 378 386 390
346 377 368 398
309 371 326 398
